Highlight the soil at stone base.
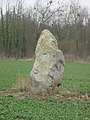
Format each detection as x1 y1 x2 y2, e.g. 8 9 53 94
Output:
0 89 90 102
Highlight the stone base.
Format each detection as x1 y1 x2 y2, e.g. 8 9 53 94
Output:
30 86 59 96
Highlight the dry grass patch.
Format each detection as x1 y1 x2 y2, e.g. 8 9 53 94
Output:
12 75 31 93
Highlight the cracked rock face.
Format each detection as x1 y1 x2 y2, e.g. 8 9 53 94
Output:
30 29 65 91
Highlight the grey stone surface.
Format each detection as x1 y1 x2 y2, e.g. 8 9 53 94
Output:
30 29 65 91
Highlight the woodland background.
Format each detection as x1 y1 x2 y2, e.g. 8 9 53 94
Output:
0 0 90 61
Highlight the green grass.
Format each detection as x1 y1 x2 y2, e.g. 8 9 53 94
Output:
0 60 33 91
0 60 90 94
0 60 90 120
0 96 90 120
62 63 90 94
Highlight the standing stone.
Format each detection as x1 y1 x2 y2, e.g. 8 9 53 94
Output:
30 29 65 93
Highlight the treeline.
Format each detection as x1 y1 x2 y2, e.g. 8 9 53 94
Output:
0 0 90 59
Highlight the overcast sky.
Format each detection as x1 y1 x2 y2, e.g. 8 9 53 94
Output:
25 0 90 10
0 0 90 12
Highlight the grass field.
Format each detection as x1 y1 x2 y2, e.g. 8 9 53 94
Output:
0 60 90 120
